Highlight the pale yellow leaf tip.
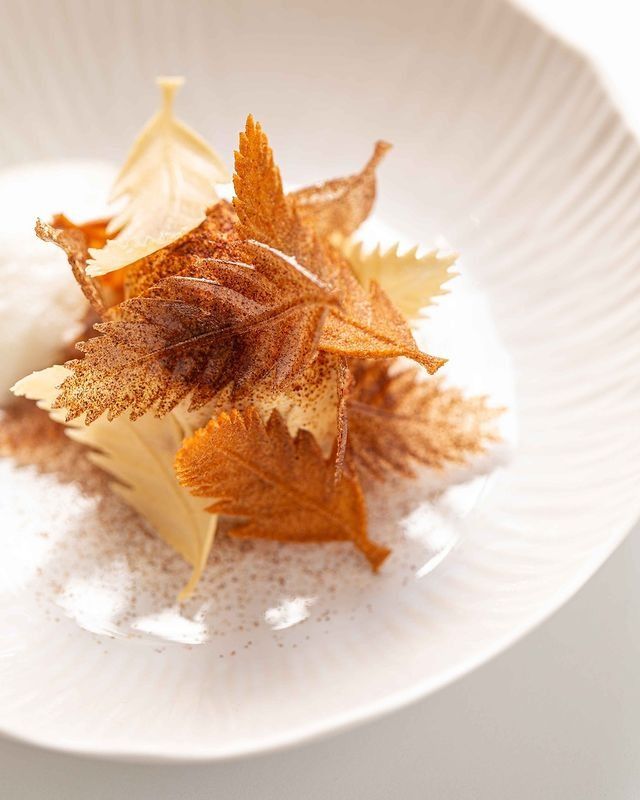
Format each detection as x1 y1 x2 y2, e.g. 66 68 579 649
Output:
86 75 229 277
156 76 185 115
157 74 185 91
11 365 69 402
177 517 217 602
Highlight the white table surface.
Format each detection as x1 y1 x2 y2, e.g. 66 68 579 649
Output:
2 2 639 797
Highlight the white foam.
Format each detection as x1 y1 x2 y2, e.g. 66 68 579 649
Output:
0 160 116 400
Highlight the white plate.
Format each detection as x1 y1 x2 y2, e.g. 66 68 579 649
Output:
1 0 639 762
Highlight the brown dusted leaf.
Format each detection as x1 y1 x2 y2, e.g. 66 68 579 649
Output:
124 200 239 299
173 349 350 483
233 115 332 283
291 141 391 238
50 214 127 305
46 215 107 352
333 356 350 479
35 220 107 317
173 351 348 461
232 117 444 374
175 407 390 570
250 351 349 468
55 240 336 424
346 360 502 481
248 351 349 480
50 213 111 250
319 245 446 373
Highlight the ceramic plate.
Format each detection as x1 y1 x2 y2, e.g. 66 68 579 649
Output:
1 0 639 762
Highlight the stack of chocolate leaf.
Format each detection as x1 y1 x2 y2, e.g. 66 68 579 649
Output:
13 78 501 599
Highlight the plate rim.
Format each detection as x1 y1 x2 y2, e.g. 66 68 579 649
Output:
2 0 640 763
1 507 637 764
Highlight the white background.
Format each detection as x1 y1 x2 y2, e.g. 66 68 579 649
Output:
2 1 639 797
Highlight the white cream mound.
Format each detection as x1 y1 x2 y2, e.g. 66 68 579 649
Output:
0 160 115 400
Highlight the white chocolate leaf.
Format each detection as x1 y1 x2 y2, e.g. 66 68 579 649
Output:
341 239 457 323
12 365 216 600
87 77 229 277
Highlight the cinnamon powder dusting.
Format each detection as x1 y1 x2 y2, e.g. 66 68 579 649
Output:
0 400 440 645
8 78 506 606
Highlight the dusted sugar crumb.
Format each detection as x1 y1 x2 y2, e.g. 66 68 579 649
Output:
0 400 501 649
6 78 513 609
